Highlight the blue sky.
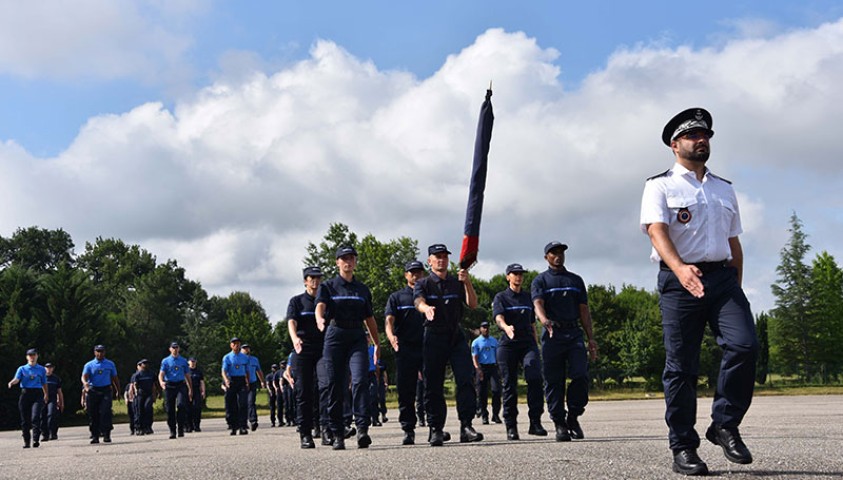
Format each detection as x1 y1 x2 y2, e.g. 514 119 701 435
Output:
2 0 843 320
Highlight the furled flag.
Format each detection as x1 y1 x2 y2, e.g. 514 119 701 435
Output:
459 88 494 269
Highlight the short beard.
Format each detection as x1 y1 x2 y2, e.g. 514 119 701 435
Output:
688 149 710 163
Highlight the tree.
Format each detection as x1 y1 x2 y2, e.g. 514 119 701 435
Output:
770 213 815 381
806 251 843 382
0 227 74 272
755 312 770 385
303 223 358 278
615 285 664 389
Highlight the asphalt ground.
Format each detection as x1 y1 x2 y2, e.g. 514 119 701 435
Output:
1 395 841 480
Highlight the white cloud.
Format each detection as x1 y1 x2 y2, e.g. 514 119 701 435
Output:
3 22 843 320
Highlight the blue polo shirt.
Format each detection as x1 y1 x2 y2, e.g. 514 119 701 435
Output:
46 374 62 402
287 352 297 380
131 369 157 393
492 287 536 343
287 291 324 346
413 273 465 331
83 358 118 387
530 267 588 324
15 364 47 389
246 355 261 384
471 335 498 365
385 286 424 346
368 344 377 373
222 351 250 379
160 355 190 383
316 276 374 328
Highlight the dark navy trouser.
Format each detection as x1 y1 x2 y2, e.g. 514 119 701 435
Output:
134 391 154 431
416 376 425 423
658 266 758 451
224 377 248 430
19 389 44 443
165 382 189 432
322 324 370 434
42 400 60 437
368 371 379 421
423 328 476 429
86 386 113 437
498 339 544 426
476 363 501 419
293 345 329 432
188 390 202 429
247 382 260 425
394 344 423 432
542 328 588 425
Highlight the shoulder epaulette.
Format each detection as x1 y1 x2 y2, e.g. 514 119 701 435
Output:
646 169 670 181
709 173 732 184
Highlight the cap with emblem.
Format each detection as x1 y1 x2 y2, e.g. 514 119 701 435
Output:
404 260 425 272
137 359 148 366
170 342 179 348
188 357 197 362
26 348 38 355
480 321 490 327
303 266 324 279
45 362 54 368
505 263 526 275
428 244 451 255
662 108 714 146
230 337 241 344
241 344 251 349
335 246 358 258
94 344 106 351
544 241 568 255
271 364 278 370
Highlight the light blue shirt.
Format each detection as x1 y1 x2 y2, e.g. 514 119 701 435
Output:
246 355 262 384
160 355 190 383
83 358 118 387
471 335 498 365
222 351 250 379
15 364 47 389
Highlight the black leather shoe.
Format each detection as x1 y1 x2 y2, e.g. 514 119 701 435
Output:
344 426 356 439
706 424 753 464
313 424 321 436
356 428 371 449
567 416 584 439
492 414 502 424
332 435 346 450
372 417 382 427
23 442 30 449
169 431 177 439
90 437 99 444
300 434 316 449
103 435 111 443
459 423 484 443
177 429 184 437
429 428 444 447
402 430 415 445
506 426 520 441
239 428 249 435
251 422 258 431
419 418 426 427
528 422 548 436
555 423 571 442
442 431 451 442
32 440 40 448
50 434 58 440
230 429 237 436
481 416 489 425
672 449 709 476
322 430 334 446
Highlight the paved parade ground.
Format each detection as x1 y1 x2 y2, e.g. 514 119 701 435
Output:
2 395 842 480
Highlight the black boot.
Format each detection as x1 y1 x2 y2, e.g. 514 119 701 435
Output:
554 422 571 442
459 422 483 443
356 427 371 449
429 428 444 447
528 421 548 436
300 434 316 449
402 430 415 445
332 434 346 450
506 425 520 441
321 429 334 446
567 416 584 439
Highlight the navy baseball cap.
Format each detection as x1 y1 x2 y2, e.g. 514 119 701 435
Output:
544 241 568 255
303 266 324 279
335 245 358 258
480 321 490 328
428 244 451 255
45 362 54 368
405 260 425 272
241 343 251 349
505 263 526 275
137 359 149 365
94 344 106 351
26 348 38 355
229 337 241 343
271 364 278 370
170 342 180 348
188 357 197 362
662 108 714 146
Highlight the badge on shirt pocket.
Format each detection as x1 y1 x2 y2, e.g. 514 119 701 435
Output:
666 196 697 226
677 208 692 224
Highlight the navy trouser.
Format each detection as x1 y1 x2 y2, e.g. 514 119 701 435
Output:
323 325 370 434
19 389 44 443
423 328 477 429
294 346 329 432
247 382 260 425
86 386 113 437
368 371 379 421
416 376 425 423
134 391 154 431
165 382 189 432
658 266 758 451
284 384 296 424
542 328 588 424
224 377 248 430
126 400 135 433
395 345 423 432
41 400 60 437
188 391 202 429
498 339 544 426
476 363 501 419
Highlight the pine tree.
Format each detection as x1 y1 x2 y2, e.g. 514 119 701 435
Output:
806 251 843 382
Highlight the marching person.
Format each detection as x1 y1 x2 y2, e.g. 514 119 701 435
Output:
8 348 48 448
130 359 157 435
494 263 546 440
471 321 501 425
532 242 598 442
241 344 266 431
159 342 193 439
414 243 483 446
124 381 135 435
187 357 205 432
267 364 280 427
316 246 380 450
81 345 120 444
222 337 251 435
41 362 63 441
641 107 758 475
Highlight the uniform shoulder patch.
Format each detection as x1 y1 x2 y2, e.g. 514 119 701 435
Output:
646 169 670 181
709 173 732 184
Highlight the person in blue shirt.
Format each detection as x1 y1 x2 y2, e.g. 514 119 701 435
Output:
366 333 381 427
7 348 48 448
376 359 389 424
159 342 194 439
315 245 381 450
241 344 266 431
414 243 483 446
471 321 501 425
129 359 158 435
186 357 205 432
281 357 297 427
222 337 251 435
494 263 547 440
40 362 64 442
81 344 120 444
266 365 279 427
532 242 598 443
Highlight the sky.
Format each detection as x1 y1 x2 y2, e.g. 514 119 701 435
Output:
2 0 843 323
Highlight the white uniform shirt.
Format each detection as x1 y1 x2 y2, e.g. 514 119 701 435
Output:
640 162 742 263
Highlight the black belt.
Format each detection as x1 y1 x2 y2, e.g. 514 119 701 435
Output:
551 320 579 329
166 381 185 387
660 261 728 274
329 319 362 329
